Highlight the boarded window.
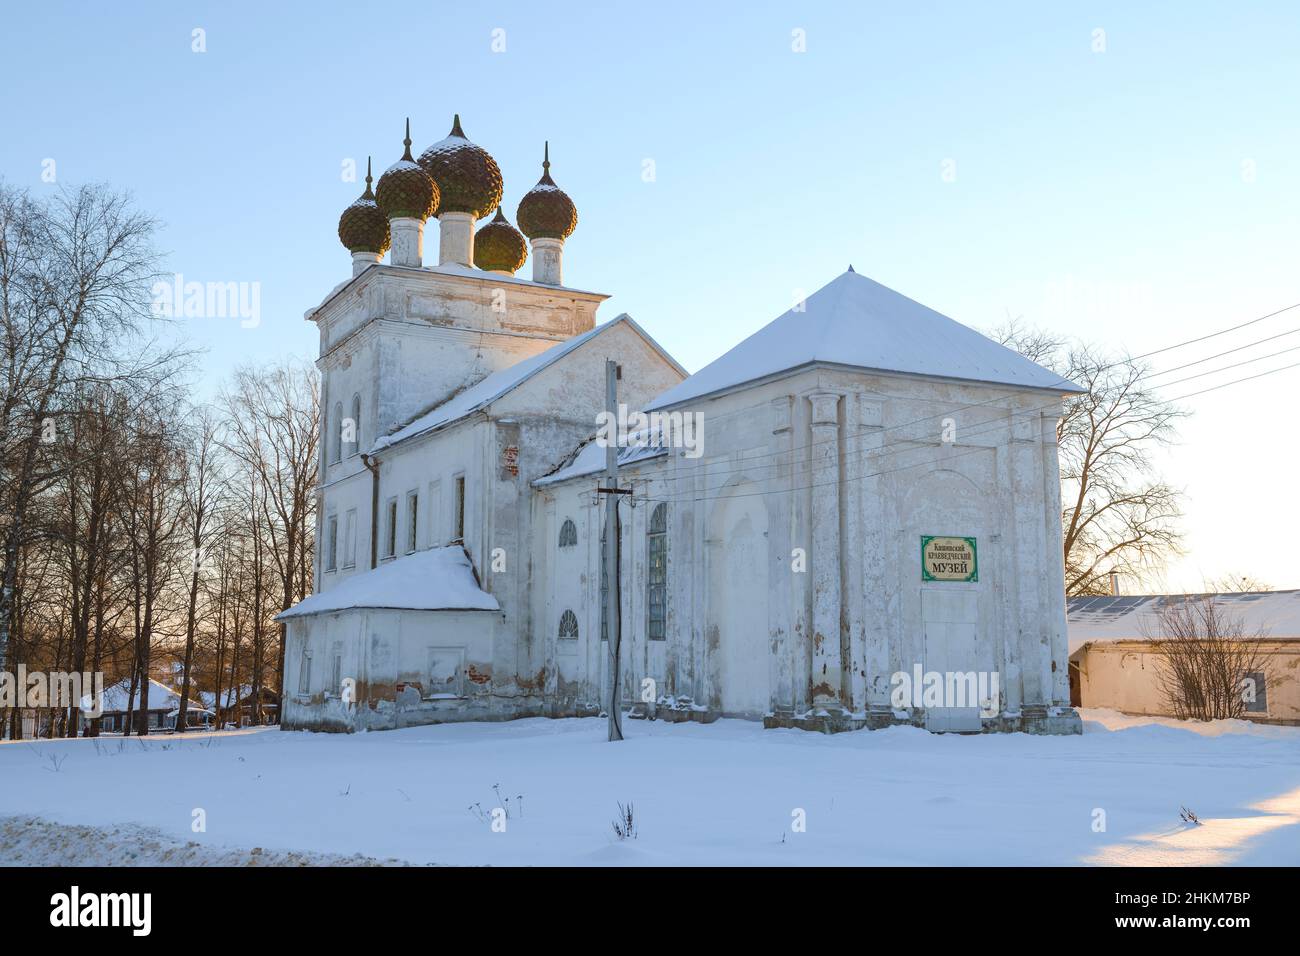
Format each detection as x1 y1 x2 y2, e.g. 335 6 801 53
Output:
298 648 312 696
343 509 357 568
348 393 361 457
427 647 465 698
326 515 338 571
559 518 577 548
647 503 667 641
559 609 579 639
1243 671 1268 714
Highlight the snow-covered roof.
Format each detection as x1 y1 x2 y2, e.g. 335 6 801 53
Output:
199 686 250 710
276 546 499 620
99 678 187 715
371 314 683 453
647 269 1083 410
535 428 670 487
1067 590 1300 653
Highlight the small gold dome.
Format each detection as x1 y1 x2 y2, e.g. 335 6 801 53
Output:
337 158 391 255
473 206 528 274
376 119 439 221
516 142 577 241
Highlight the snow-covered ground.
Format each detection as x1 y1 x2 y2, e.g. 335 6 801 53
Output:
2 710 1297 866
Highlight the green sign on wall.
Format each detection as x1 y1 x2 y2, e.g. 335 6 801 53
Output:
921 536 978 583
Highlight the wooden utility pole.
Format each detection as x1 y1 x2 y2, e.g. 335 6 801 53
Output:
598 360 625 742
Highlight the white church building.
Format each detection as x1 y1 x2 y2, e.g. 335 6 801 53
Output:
278 116 1083 736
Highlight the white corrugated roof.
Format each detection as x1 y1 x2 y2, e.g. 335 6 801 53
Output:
277 546 499 619
1067 590 1300 653
647 269 1082 410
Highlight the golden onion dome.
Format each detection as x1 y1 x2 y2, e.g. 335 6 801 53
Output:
337 158 391 255
516 142 577 241
375 119 439 221
473 206 528 274
417 114 503 220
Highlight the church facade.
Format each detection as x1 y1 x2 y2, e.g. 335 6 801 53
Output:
278 116 1083 736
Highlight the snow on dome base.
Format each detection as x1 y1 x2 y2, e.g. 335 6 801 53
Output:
517 142 577 240
417 114 503 220
338 159 390 254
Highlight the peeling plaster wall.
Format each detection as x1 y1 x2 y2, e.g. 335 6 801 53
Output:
280 609 505 733
302 269 683 729
534 366 1078 731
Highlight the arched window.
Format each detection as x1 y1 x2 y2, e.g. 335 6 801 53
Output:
330 402 343 464
647 503 667 641
558 518 577 548
348 393 361 457
559 609 579 640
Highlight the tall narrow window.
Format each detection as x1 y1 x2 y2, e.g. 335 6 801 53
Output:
325 515 338 571
647 503 668 641
343 509 357 568
384 497 398 558
427 480 442 547
406 490 419 553
330 642 343 697
330 402 343 463
348 393 361 457
558 518 577 548
559 609 579 639
453 475 465 544
298 647 312 696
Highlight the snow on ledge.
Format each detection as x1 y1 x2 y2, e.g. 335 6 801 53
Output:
277 546 499 620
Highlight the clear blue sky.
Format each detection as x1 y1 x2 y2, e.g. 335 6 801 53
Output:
4 1 1298 590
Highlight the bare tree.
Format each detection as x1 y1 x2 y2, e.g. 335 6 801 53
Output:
175 408 223 732
220 360 318 716
994 324 1185 596
1147 596 1274 721
0 184 162 677
1205 573 1271 593
121 402 187 735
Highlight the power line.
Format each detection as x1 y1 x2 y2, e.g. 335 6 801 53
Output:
630 355 1300 507
615 301 1300 495
622 334 1300 500
1130 302 1300 361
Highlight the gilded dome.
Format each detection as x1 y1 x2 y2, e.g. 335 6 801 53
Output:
337 158 390 255
375 119 439 221
516 142 577 241
417 114 503 219
473 206 528 274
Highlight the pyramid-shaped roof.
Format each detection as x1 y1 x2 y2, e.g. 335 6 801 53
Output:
648 270 1082 410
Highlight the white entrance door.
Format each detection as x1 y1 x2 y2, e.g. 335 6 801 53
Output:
922 589 982 732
